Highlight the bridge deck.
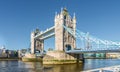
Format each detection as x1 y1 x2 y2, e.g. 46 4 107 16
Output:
66 48 120 53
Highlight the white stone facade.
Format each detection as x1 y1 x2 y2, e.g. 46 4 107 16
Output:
31 29 44 54
55 8 76 51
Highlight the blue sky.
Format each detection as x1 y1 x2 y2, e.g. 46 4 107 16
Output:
0 0 120 50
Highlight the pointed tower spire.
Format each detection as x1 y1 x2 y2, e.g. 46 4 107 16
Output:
2 45 5 49
73 12 76 24
73 12 76 19
55 11 57 16
61 7 63 13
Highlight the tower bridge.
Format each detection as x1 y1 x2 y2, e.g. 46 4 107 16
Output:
31 8 76 53
24 8 120 64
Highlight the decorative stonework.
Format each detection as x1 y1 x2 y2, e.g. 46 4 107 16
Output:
31 29 44 54
55 8 76 51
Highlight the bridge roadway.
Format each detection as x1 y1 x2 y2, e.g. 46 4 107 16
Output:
66 48 120 54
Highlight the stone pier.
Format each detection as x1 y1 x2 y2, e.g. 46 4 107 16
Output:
43 51 83 64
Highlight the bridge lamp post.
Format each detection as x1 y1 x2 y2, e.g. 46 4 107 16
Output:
105 40 108 49
83 37 86 50
80 38 84 50
97 41 100 49
77 34 84 50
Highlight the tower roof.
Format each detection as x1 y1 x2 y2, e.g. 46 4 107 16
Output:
62 7 69 16
63 7 67 12
34 28 40 34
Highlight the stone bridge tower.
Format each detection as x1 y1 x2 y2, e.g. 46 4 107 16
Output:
31 29 44 54
55 8 76 51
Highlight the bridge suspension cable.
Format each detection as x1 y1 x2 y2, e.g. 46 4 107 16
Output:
63 25 120 51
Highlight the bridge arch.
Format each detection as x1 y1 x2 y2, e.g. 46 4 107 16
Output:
65 44 72 51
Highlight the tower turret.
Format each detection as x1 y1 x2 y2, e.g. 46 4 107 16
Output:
31 31 36 54
73 13 76 33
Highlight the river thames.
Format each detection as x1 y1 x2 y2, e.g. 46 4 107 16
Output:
0 59 120 72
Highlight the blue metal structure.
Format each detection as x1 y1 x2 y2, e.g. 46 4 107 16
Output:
63 25 120 53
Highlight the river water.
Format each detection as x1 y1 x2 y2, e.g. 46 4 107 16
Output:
0 59 120 72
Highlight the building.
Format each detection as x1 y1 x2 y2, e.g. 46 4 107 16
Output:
106 53 120 58
0 46 18 58
18 49 28 58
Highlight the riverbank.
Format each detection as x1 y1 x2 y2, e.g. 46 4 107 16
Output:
22 57 42 62
85 57 106 59
0 57 20 61
85 57 118 59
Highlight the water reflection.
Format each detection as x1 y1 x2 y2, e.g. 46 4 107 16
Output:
19 61 84 72
18 61 43 72
43 63 83 72
0 60 19 72
0 59 120 72
83 59 120 70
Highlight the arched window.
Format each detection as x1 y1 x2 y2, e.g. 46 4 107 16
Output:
65 44 71 51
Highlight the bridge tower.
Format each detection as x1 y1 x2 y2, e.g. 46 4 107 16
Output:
43 8 84 64
55 8 76 51
31 28 44 54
